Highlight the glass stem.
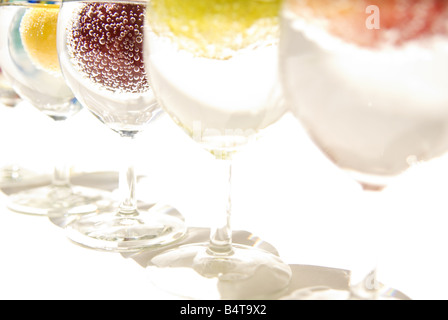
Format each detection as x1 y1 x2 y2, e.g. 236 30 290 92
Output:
118 134 138 216
349 188 382 299
51 119 70 187
53 163 70 187
208 153 233 256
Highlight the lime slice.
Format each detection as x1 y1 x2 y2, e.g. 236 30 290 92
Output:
20 7 60 74
149 0 282 59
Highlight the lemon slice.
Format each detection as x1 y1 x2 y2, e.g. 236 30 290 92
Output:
149 0 281 59
20 7 60 74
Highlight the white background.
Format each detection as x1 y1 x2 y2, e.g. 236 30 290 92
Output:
2 100 448 299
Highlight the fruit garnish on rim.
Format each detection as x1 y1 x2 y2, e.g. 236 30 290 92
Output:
148 0 282 59
20 7 60 73
288 0 448 48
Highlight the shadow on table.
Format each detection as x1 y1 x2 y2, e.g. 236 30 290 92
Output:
123 227 355 300
1 171 119 196
1 171 409 300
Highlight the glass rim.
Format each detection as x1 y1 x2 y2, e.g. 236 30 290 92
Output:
0 0 148 4
0 0 61 5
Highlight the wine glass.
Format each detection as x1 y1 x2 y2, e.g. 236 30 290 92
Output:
1 66 52 188
279 0 448 299
144 0 292 298
0 66 26 185
0 0 112 217
57 0 186 252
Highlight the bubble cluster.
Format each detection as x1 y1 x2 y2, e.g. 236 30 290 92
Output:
149 0 281 59
68 3 148 93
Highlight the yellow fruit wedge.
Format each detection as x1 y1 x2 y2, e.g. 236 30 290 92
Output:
149 0 281 59
20 7 60 74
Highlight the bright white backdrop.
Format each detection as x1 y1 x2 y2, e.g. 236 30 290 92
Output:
1 100 448 300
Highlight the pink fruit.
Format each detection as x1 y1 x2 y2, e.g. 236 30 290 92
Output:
289 0 448 48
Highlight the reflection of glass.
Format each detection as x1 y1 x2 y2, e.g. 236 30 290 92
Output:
57 0 186 252
280 0 448 299
144 0 291 298
0 0 111 216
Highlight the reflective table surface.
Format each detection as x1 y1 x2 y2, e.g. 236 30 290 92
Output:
1 101 448 300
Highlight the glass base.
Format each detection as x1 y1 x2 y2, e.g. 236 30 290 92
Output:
0 165 48 188
281 285 411 300
65 204 186 253
146 243 292 300
1 165 26 184
7 184 113 217
0 94 21 107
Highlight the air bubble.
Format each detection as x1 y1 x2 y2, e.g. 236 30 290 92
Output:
68 3 148 93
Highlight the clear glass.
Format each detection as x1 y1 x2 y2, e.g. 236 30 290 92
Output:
144 0 291 298
0 66 29 186
0 0 111 217
57 0 186 252
279 0 448 299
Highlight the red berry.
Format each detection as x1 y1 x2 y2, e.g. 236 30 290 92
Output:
68 3 148 93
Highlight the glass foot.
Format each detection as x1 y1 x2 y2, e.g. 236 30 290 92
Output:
7 184 113 217
281 287 351 300
65 204 186 253
348 280 411 300
0 165 48 188
281 284 410 300
0 92 21 107
147 243 292 300
1 165 27 183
